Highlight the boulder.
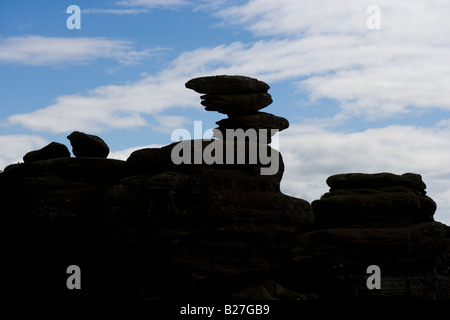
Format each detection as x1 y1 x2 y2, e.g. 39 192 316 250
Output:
216 112 289 132
67 131 109 158
23 142 70 163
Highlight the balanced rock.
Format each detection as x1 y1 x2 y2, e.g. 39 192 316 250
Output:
23 142 70 163
67 131 109 158
216 112 289 133
185 75 269 94
214 112 289 144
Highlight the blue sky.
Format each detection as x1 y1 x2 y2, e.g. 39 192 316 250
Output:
1 0 450 224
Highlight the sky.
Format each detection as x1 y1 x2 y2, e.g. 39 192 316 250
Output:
1 0 450 224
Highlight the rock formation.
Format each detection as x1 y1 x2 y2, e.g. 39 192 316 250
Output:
186 75 289 143
23 142 70 163
282 172 450 300
0 75 449 300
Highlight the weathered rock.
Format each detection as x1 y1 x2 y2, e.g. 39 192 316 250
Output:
281 222 450 300
216 112 289 131
67 131 109 158
200 93 272 115
214 112 289 143
23 142 70 163
104 166 313 299
127 139 285 179
185 75 269 94
312 172 436 228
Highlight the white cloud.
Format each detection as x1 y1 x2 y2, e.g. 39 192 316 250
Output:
8 75 200 133
0 36 153 66
82 8 150 15
108 144 164 160
214 0 450 120
152 115 191 134
279 123 450 225
0 135 48 170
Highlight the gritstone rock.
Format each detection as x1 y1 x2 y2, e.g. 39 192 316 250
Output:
312 172 436 228
185 75 270 94
200 93 273 115
67 131 110 158
214 112 289 143
23 142 70 163
185 75 287 145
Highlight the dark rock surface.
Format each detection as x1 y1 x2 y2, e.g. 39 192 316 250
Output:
185 75 270 94
67 131 110 158
23 142 70 163
201 93 273 115
0 139 313 299
281 172 450 300
313 172 436 228
186 75 287 145
216 112 289 132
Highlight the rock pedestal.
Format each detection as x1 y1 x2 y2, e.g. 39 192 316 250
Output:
186 75 289 143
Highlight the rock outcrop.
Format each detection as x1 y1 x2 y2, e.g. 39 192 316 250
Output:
281 172 450 300
0 75 449 300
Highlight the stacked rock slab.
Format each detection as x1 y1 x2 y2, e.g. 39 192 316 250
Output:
281 172 450 300
186 75 289 143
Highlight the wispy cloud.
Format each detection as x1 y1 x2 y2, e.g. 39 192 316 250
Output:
279 122 450 225
0 135 48 170
0 36 154 66
82 8 150 15
7 73 200 133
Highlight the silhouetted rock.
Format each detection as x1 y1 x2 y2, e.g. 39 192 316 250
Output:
201 93 272 115
326 172 426 192
215 112 289 143
312 172 436 228
278 172 449 300
185 75 269 94
186 75 287 145
67 131 109 158
283 222 450 300
23 142 70 163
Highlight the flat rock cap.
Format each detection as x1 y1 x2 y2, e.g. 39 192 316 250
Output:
326 172 426 191
185 75 270 94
